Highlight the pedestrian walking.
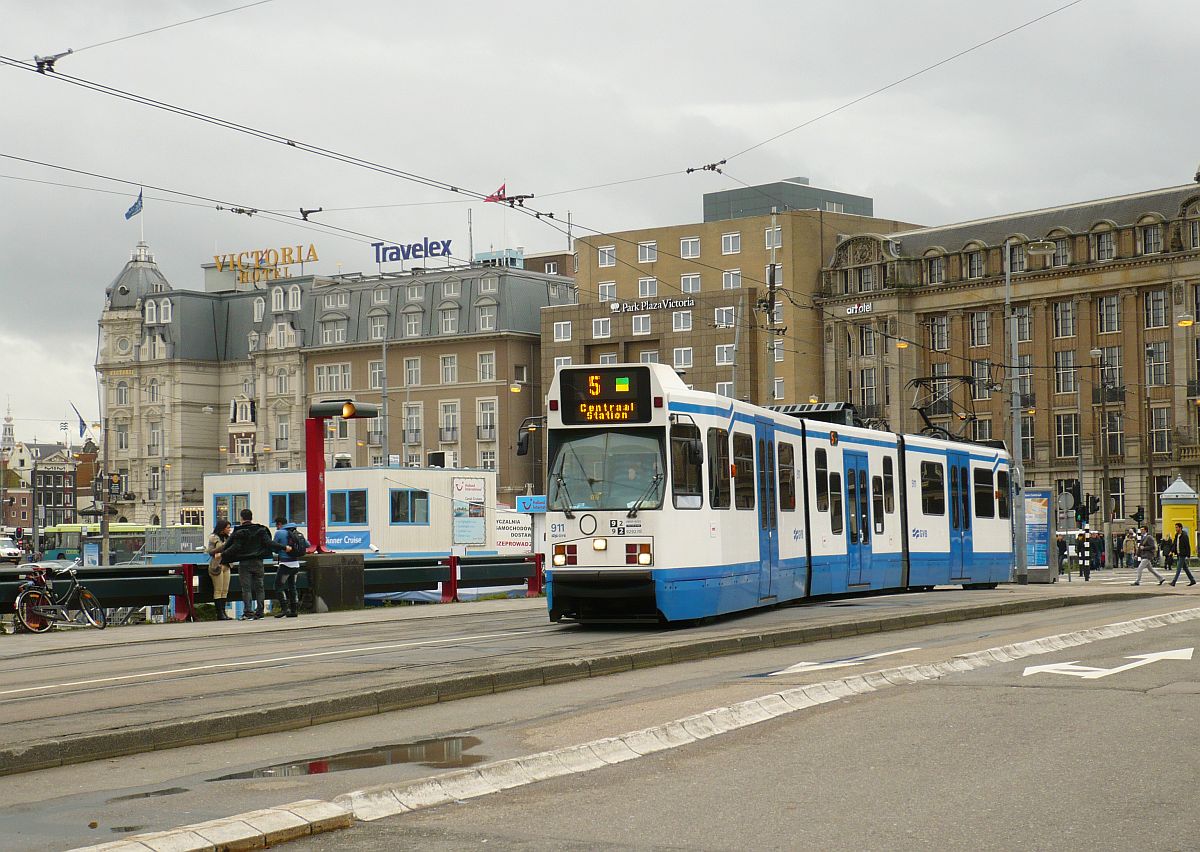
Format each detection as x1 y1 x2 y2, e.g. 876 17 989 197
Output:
219 508 285 620
206 519 232 620
1169 522 1197 587
271 517 307 618
1132 524 1165 586
1122 530 1136 569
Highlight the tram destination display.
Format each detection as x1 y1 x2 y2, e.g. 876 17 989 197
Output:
560 367 652 425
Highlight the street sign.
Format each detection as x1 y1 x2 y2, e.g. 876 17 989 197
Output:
516 495 547 514
1022 648 1193 679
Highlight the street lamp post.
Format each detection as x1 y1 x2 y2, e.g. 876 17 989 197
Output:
1005 238 1056 583
1091 348 1112 565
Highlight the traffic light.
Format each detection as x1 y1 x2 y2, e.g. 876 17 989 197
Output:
1074 505 1085 525
1086 494 1100 517
1131 505 1145 525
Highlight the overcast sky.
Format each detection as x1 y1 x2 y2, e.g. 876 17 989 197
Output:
3 0 1198 445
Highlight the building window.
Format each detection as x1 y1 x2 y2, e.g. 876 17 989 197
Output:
369 315 386 340
598 281 616 301
680 237 700 259
404 357 420 387
1008 243 1026 273
773 378 784 400
860 368 876 407
973 418 992 442
1098 345 1122 386
707 306 731 329
439 307 458 334
632 315 651 335
479 276 498 293
442 280 461 298
314 363 350 392
859 326 876 356
274 367 289 396
857 267 874 292
115 381 128 405
554 356 572 368
599 353 618 365
478 351 495 382
716 381 733 397
764 226 782 249
638 277 657 298
479 450 496 470
638 241 658 263
1021 415 1035 460
773 341 784 362
674 347 693 369
1192 220 1200 249
544 262 558 275
969 312 990 347
476 303 496 331
115 423 129 450
369 360 384 390
639 351 658 364
253 297 265 323
286 285 300 310
765 263 782 286
667 310 690 332
1151 407 1170 453
967 251 984 279
553 320 572 341
1103 410 1124 456
1054 350 1077 394
1144 289 1167 328
1015 306 1031 342
598 245 616 267
1056 413 1079 458
1052 301 1076 338
722 270 741 290
440 402 459 441
440 355 457 384
478 399 497 440
147 379 159 403
929 316 949 351
971 360 991 400
1094 231 1115 261
722 233 741 255
593 318 611 339
1016 354 1032 395
1097 295 1120 333
715 344 735 365
407 284 423 303
1141 224 1163 255
320 320 346 344
681 274 701 294
1146 342 1168 386
403 311 422 337
927 256 945 284
1052 238 1070 267
329 489 368 525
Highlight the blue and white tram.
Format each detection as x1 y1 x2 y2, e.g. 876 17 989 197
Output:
542 364 1014 623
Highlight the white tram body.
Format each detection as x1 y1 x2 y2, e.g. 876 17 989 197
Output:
543 364 1013 622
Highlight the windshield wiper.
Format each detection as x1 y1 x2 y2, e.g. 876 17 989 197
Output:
627 473 663 519
553 473 576 519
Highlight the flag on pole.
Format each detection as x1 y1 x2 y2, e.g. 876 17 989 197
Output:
69 402 87 438
124 189 143 220
483 184 506 203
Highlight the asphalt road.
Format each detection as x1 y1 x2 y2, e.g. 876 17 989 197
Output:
4 592 1197 850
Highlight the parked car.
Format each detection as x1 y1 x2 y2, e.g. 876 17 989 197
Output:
0 537 21 563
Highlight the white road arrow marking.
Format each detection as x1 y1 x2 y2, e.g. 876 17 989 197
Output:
768 647 922 677
1022 647 1194 679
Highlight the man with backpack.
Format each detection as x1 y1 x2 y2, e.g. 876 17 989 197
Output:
272 517 309 618
220 508 286 620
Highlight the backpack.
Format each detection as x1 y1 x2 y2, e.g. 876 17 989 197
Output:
286 527 309 559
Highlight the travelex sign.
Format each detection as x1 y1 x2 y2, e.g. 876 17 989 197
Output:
213 244 319 284
372 238 453 264
609 297 696 314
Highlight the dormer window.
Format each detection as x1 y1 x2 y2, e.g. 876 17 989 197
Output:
373 287 389 305
288 284 301 310
253 297 265 323
159 299 172 323
443 279 461 298
324 291 350 310
144 300 157 324
248 331 259 352
272 287 285 311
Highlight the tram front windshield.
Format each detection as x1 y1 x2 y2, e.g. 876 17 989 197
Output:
548 428 665 512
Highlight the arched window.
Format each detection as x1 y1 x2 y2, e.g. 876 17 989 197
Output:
147 379 159 403
159 299 172 323
116 382 128 405
144 300 157 324
288 284 301 310
271 286 285 312
253 297 265 323
248 332 259 353
276 368 289 395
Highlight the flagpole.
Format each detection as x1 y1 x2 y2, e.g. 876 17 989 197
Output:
140 187 145 243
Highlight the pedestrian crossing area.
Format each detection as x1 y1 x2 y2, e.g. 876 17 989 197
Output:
1054 562 1195 585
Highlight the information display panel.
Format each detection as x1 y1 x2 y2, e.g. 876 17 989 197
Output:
560 367 652 425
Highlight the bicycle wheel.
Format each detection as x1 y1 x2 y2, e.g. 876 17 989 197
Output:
16 588 54 633
78 589 107 629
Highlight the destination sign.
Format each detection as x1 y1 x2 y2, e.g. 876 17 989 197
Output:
560 367 652 425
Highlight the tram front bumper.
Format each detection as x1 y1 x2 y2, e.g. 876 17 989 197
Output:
546 568 658 622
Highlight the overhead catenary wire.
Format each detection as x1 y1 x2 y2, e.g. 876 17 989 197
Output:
69 0 274 54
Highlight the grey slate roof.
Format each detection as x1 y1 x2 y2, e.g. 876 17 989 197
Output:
889 184 1200 256
106 242 172 309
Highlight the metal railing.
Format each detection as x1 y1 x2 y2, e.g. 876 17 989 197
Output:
439 427 459 442
477 425 497 441
275 438 289 450
404 429 421 444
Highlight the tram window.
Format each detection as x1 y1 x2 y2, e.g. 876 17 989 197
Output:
847 472 858 543
829 472 843 534
733 433 756 510
671 423 704 509
815 448 829 512
920 461 945 516
973 469 995 518
778 442 796 511
950 467 960 530
997 471 1011 518
707 428 731 509
960 467 971 530
758 439 769 530
882 456 895 514
766 441 777 528
872 475 885 534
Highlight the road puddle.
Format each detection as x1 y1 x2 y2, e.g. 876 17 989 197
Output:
210 735 486 780
105 787 188 804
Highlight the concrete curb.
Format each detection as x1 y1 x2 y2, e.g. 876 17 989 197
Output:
0 590 1160 777
66 798 353 851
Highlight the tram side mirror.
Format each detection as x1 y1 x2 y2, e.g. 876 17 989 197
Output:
516 431 530 456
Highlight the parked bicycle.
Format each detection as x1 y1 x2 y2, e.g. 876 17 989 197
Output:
14 560 106 632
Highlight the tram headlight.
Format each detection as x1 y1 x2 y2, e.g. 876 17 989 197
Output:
637 550 652 566
552 553 567 566
625 543 652 566
592 538 607 551
552 544 578 566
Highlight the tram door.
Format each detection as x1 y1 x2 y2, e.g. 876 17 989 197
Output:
844 451 872 585
947 451 972 580
754 419 779 599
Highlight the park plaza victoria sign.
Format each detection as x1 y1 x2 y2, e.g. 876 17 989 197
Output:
213 243 319 284
609 297 695 313
559 367 653 425
372 237 453 263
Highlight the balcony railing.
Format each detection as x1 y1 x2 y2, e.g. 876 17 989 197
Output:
439 427 459 443
1092 384 1125 404
404 429 421 445
477 425 497 441
367 431 383 445
275 438 289 450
